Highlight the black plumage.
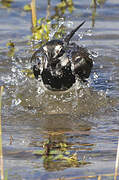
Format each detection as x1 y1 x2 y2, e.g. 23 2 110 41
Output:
31 21 93 91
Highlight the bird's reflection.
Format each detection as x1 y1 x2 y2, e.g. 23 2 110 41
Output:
30 112 94 171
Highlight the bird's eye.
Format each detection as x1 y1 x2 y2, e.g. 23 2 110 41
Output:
56 50 60 54
57 48 65 58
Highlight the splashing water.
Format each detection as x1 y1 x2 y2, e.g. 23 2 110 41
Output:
0 20 113 119
85 29 93 36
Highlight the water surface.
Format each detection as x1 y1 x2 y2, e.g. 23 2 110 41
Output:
0 0 119 179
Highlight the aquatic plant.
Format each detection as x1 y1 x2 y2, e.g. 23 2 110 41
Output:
6 40 15 57
31 18 51 41
32 137 89 169
53 0 74 18
0 0 13 8
23 4 31 11
91 0 107 7
29 0 74 41
91 0 107 27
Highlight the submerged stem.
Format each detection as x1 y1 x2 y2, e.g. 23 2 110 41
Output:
0 86 4 180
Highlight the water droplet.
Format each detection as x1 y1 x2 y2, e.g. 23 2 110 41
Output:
11 66 16 73
11 57 15 61
22 140 25 144
98 90 106 97
93 72 98 80
78 32 84 40
100 65 103 69
12 98 21 106
66 21 73 28
59 18 64 26
85 29 93 36
91 51 99 58
106 89 109 95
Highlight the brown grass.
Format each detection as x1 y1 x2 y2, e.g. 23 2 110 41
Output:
31 0 37 27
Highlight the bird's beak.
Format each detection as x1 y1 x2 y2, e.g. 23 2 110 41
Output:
63 21 85 44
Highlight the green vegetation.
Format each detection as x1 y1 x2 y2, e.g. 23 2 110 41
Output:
26 0 74 42
31 18 51 41
91 0 107 26
0 0 13 8
23 4 31 11
32 138 89 169
6 40 15 57
54 0 74 17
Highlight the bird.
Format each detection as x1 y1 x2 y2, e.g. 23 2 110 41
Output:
31 21 93 91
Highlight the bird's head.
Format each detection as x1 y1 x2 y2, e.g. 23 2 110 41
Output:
42 40 69 75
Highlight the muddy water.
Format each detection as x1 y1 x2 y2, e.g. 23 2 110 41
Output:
1 0 119 179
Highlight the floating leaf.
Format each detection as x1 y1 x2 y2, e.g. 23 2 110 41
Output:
43 154 54 161
54 154 64 160
6 40 15 48
24 4 31 11
57 1 66 8
32 150 44 156
22 69 34 78
0 0 13 8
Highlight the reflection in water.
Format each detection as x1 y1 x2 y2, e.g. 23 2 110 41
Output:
30 113 93 171
25 81 110 172
91 0 107 27
39 113 92 132
53 0 74 19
